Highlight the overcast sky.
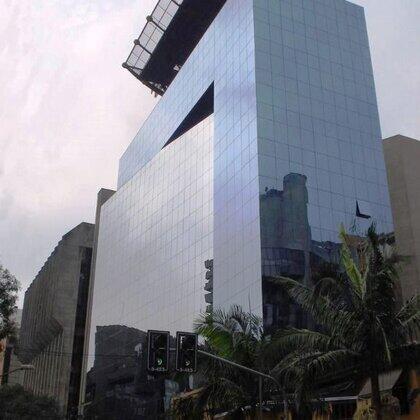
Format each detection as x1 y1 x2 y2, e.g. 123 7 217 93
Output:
1 0 419 306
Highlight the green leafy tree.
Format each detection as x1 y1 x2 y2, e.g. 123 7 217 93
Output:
0 264 20 340
0 385 61 420
183 305 284 418
269 225 420 420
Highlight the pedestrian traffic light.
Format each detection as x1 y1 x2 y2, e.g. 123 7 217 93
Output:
176 332 198 373
147 330 170 372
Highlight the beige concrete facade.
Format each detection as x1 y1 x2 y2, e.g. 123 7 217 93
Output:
383 135 420 301
18 223 94 416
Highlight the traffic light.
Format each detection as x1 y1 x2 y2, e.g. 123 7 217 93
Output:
176 332 198 373
204 259 213 314
147 330 170 372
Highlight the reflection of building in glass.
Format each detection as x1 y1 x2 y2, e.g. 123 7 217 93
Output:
261 173 312 279
85 325 183 419
85 326 159 419
83 0 393 414
260 173 343 331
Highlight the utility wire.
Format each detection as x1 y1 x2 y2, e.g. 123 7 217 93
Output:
16 346 139 359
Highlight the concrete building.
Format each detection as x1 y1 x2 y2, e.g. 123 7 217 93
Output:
383 136 420 420
84 0 393 416
19 222 94 417
384 135 420 301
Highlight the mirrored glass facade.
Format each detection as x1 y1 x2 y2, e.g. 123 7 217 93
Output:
85 117 213 417
85 0 393 415
89 115 213 352
255 0 392 241
253 0 392 331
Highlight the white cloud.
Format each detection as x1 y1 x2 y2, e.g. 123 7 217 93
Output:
354 0 420 138
0 0 419 305
0 0 158 303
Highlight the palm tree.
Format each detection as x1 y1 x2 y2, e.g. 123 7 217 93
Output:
185 305 284 418
269 224 420 420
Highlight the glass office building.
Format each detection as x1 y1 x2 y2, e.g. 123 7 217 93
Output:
84 0 393 415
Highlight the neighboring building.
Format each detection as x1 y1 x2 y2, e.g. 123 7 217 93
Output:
383 135 420 419
0 309 24 387
84 0 393 415
384 135 420 301
19 223 94 417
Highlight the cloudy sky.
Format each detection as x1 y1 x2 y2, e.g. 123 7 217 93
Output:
1 0 419 306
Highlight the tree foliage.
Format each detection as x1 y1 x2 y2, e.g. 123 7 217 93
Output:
0 264 20 340
180 305 284 418
0 385 61 420
269 224 420 419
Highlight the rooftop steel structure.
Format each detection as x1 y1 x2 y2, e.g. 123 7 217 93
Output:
123 0 226 95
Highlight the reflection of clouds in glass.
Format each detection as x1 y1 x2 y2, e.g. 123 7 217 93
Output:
89 116 213 372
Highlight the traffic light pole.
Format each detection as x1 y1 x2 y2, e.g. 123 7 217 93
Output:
197 349 288 419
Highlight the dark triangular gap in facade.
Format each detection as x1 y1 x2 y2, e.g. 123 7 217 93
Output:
163 83 214 148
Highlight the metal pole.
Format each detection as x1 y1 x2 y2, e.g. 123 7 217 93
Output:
198 350 274 381
198 350 288 417
0 366 34 380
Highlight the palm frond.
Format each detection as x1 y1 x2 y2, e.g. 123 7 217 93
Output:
339 225 366 300
313 276 345 300
269 276 356 341
271 328 338 354
397 295 420 338
376 315 393 365
194 312 235 357
192 224 417 418
273 348 362 396
306 349 360 381
364 226 401 316
315 274 364 314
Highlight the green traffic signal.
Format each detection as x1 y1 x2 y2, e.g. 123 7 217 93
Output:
147 330 170 372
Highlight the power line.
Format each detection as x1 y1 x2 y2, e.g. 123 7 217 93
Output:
16 346 140 359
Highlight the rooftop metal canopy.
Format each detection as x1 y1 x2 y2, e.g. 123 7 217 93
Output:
123 0 226 96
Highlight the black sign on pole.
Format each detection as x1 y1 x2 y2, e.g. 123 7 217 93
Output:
204 259 213 314
175 332 198 373
147 330 170 372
